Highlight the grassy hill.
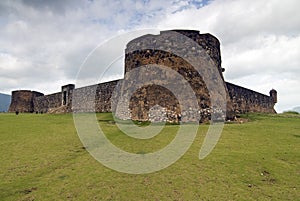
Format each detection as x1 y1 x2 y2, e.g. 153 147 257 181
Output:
292 106 300 113
0 113 299 200
0 93 11 112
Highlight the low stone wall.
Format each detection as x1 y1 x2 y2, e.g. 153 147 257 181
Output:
226 82 276 114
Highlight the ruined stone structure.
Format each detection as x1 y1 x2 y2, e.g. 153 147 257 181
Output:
9 90 44 113
8 30 277 122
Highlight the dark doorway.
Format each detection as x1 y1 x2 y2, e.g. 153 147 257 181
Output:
63 91 67 105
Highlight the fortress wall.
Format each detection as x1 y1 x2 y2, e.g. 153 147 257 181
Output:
226 82 276 114
95 80 119 112
72 84 98 112
72 80 119 113
8 30 277 119
33 92 62 113
124 49 211 122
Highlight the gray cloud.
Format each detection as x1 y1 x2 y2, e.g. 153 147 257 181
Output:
20 0 83 14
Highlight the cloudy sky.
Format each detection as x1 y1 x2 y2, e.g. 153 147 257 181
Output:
0 0 299 112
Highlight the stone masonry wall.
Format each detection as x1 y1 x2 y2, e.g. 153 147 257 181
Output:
122 49 212 122
8 90 44 113
72 80 119 113
226 82 276 114
11 80 276 118
121 30 234 122
33 92 62 113
8 29 277 120
125 30 224 79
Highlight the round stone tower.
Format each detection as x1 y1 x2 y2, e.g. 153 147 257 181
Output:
8 90 44 113
114 29 234 122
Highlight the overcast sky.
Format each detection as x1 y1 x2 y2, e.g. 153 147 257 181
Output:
0 0 299 112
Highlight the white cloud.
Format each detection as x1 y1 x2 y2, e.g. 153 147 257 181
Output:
223 34 300 79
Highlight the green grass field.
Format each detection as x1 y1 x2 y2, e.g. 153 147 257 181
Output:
0 112 299 200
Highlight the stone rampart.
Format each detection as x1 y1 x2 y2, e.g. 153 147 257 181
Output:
226 82 276 114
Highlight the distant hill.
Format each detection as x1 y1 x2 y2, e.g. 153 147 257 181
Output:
292 106 300 113
0 93 11 112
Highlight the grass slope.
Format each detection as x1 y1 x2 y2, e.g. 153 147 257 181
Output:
292 106 300 114
0 113 299 200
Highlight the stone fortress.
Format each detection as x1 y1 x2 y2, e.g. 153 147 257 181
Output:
8 30 277 122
